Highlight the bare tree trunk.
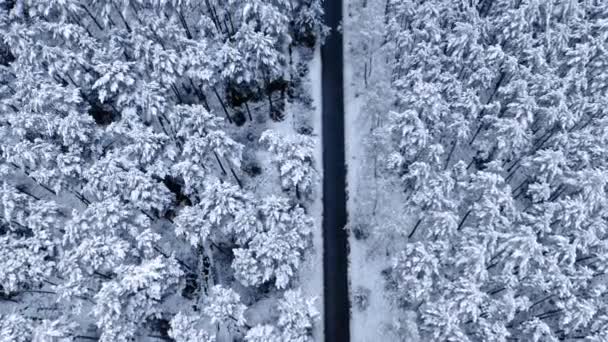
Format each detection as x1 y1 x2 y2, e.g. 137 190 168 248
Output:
244 102 253 121
81 5 104 31
213 87 233 123
230 167 242 188
213 151 227 175
457 210 471 231
444 140 457 170
408 218 422 238
177 8 193 39
111 1 131 32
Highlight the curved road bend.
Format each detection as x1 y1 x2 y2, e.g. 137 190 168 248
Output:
321 0 350 341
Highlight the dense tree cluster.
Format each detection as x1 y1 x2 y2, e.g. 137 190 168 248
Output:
370 0 608 341
0 0 323 340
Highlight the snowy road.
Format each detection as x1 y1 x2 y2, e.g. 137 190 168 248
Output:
321 0 350 341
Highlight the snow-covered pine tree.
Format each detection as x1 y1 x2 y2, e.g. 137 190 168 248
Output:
0 0 323 339
373 0 608 340
93 256 183 342
233 196 313 289
261 129 317 199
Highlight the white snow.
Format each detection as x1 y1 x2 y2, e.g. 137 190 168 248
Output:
297 43 324 342
344 0 403 340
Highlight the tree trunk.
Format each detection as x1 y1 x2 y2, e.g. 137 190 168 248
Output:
213 87 233 123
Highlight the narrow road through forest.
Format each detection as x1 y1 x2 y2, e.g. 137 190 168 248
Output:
321 0 350 341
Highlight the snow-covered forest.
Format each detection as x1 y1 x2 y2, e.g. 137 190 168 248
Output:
0 0 325 341
347 0 608 341
5 0 608 340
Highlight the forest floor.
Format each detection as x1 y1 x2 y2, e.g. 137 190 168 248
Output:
298 44 325 342
344 0 408 340
213 43 324 340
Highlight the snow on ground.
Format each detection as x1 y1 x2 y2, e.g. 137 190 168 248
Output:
344 0 404 340
297 44 324 341
249 42 323 340
204 42 323 338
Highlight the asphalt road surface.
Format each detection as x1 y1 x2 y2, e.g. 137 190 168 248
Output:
321 0 350 341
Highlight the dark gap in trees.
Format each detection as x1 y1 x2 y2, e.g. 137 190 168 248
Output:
267 79 288 121
226 82 260 108
223 77 290 122
267 78 289 95
1 0 15 9
146 318 171 340
231 110 247 126
270 98 286 122
0 42 14 66
88 99 120 126
292 22 317 48
242 162 262 177
181 273 199 299
162 175 191 207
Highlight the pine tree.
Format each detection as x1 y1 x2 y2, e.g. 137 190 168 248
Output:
93 257 183 342
260 130 317 199
232 196 313 289
168 312 215 342
372 0 608 340
245 325 281 342
0 0 323 339
277 289 319 342
0 314 33 342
